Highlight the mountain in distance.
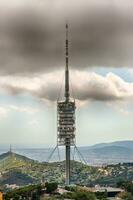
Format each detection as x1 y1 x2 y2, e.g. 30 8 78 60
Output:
0 140 133 166
90 140 133 149
92 146 133 157
78 140 133 165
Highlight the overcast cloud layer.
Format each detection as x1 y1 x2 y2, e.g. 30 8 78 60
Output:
0 0 133 75
0 70 133 105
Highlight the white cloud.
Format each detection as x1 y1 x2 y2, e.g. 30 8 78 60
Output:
28 119 39 127
0 70 133 109
0 105 39 119
71 71 133 102
0 106 9 119
128 69 133 77
8 105 38 114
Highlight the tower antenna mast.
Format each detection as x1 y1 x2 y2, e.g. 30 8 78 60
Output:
65 23 69 102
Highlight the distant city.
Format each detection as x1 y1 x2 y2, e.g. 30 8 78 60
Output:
0 140 133 166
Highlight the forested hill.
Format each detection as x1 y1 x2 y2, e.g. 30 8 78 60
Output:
0 151 132 187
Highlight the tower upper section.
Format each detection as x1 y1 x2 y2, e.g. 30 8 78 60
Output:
65 24 69 102
57 24 76 146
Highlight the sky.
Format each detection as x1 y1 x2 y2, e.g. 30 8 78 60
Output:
0 0 133 147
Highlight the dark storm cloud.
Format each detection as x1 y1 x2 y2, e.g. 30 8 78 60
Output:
0 0 133 75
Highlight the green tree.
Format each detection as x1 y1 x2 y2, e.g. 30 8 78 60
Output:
74 191 96 200
118 192 133 200
117 181 133 195
45 182 58 194
96 191 108 200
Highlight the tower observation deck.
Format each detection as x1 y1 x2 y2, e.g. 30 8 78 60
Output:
57 24 76 185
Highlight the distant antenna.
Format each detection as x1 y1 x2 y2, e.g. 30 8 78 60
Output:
9 144 12 153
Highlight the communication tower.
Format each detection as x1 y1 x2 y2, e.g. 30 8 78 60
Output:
57 24 76 185
47 24 86 185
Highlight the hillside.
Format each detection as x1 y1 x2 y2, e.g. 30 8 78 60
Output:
0 170 35 186
0 151 34 171
0 151 66 185
0 151 33 161
0 151 133 187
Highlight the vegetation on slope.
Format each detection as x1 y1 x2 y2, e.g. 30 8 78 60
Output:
0 151 133 187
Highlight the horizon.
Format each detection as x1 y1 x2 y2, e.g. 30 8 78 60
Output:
0 139 133 149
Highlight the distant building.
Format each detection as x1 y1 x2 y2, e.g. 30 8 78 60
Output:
5 184 19 190
78 186 124 198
